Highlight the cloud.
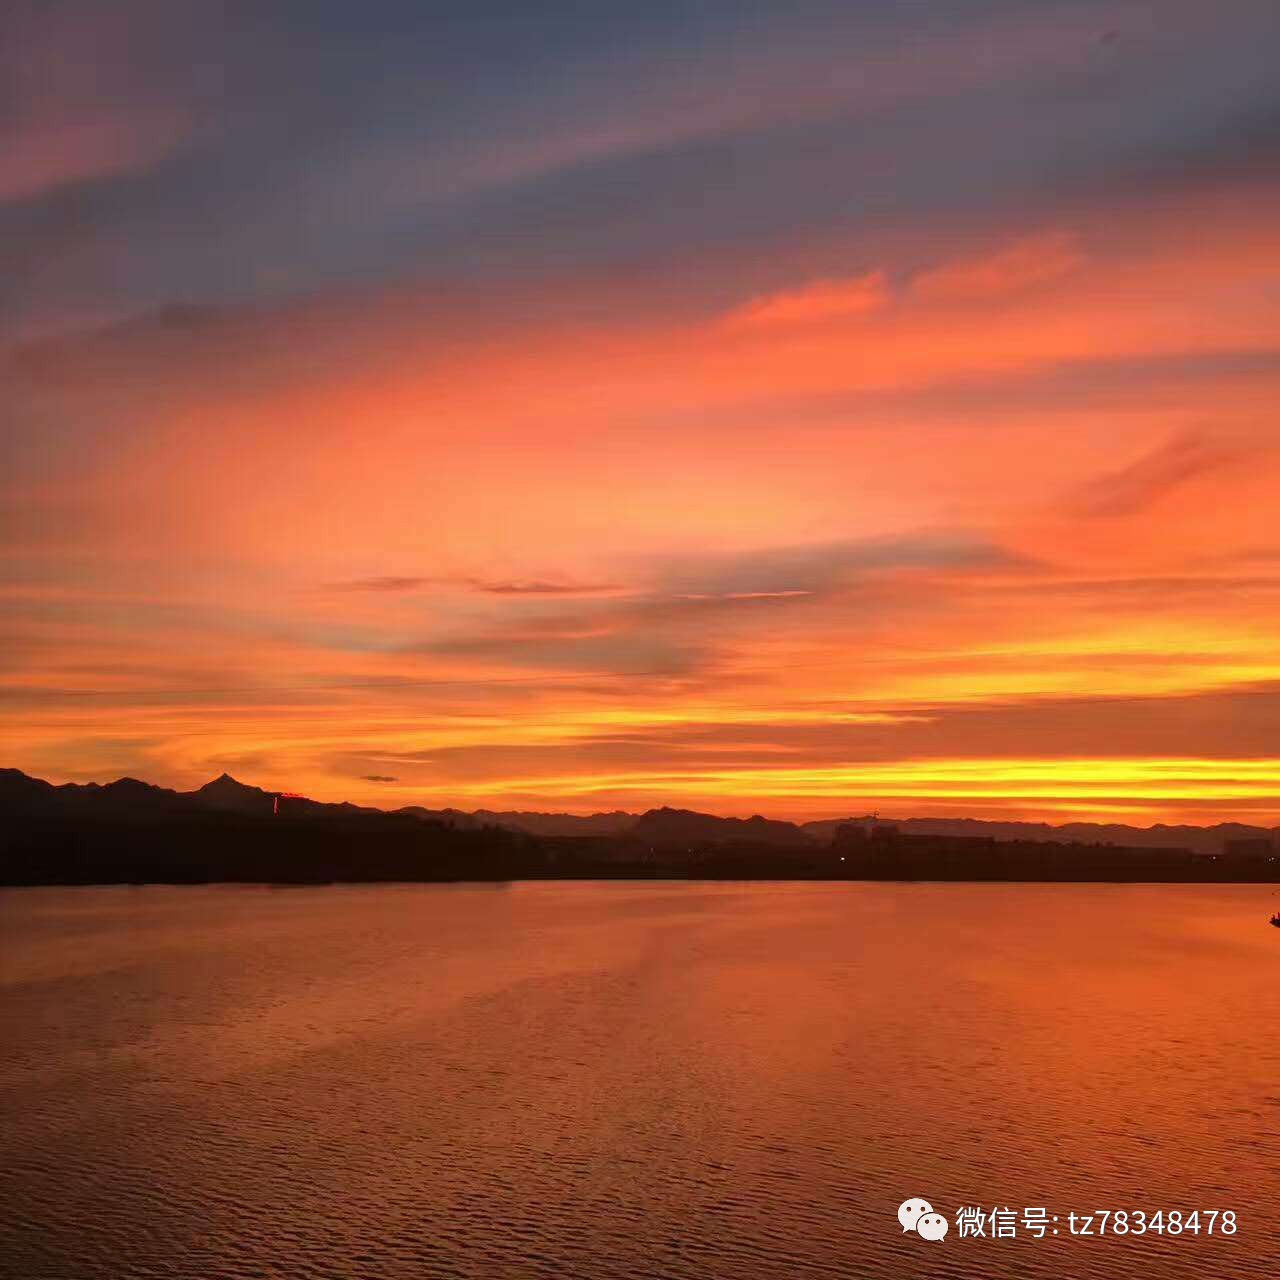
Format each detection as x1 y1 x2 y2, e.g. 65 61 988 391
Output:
359 774 398 783
327 575 622 596
465 579 622 596
428 634 714 679
402 532 1028 684
723 272 889 331
658 534 1031 599
673 590 815 601
911 231 1086 301
339 680 1280 792
6 2 1280 824
0 5 190 204
4 0 1279 346
0 110 189 206
1073 429 1249 517
332 576 431 593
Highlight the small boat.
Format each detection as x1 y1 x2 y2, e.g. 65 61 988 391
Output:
1271 913 1280 929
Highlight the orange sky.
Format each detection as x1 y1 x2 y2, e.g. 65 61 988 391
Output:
4 1 1280 823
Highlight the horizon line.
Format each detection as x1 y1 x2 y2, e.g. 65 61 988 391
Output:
5 766 1278 835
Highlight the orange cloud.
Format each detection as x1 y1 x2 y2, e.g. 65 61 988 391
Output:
1069 429 1255 518
6 171 1280 820
722 272 889 330
911 230 1086 301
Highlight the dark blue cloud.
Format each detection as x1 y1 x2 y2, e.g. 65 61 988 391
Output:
3 0 1279 340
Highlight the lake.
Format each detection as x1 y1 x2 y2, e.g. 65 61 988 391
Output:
1 882 1276 1278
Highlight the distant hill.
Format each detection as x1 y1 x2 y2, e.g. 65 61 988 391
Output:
0 768 377 823
3 768 1276 857
191 773 277 816
485 805 1279 855
0 768 198 818
0 771 635 837
0 769 527 886
800 815 1280 857
631 806 811 849
395 807 637 837
395 805 487 830
2 769 1276 886
471 809 637 837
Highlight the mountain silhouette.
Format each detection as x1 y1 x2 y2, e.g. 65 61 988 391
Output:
1 768 1277 885
798 814 1280 857
0 768 526 886
470 809 636 837
2 768 1277 854
631 806 811 849
192 773 276 815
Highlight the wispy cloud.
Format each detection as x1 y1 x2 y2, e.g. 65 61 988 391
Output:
1073 429 1250 517
0 4 201 206
673 590 815 601
327 575 623 596
723 272 889 331
468 579 623 596
911 231 1085 301
657 534 1032 599
331 576 432 593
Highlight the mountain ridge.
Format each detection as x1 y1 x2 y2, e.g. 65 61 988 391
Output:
1 768 1275 854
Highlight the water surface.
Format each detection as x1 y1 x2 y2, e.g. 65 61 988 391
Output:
2 882 1276 1278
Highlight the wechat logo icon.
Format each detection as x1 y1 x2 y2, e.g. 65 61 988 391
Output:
899 1198 948 1241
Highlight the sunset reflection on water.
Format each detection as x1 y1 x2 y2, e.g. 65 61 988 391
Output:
1 882 1276 1279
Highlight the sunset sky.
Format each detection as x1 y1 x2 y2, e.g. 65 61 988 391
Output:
4 0 1280 822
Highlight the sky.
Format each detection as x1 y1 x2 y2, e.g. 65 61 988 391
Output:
4 0 1280 823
